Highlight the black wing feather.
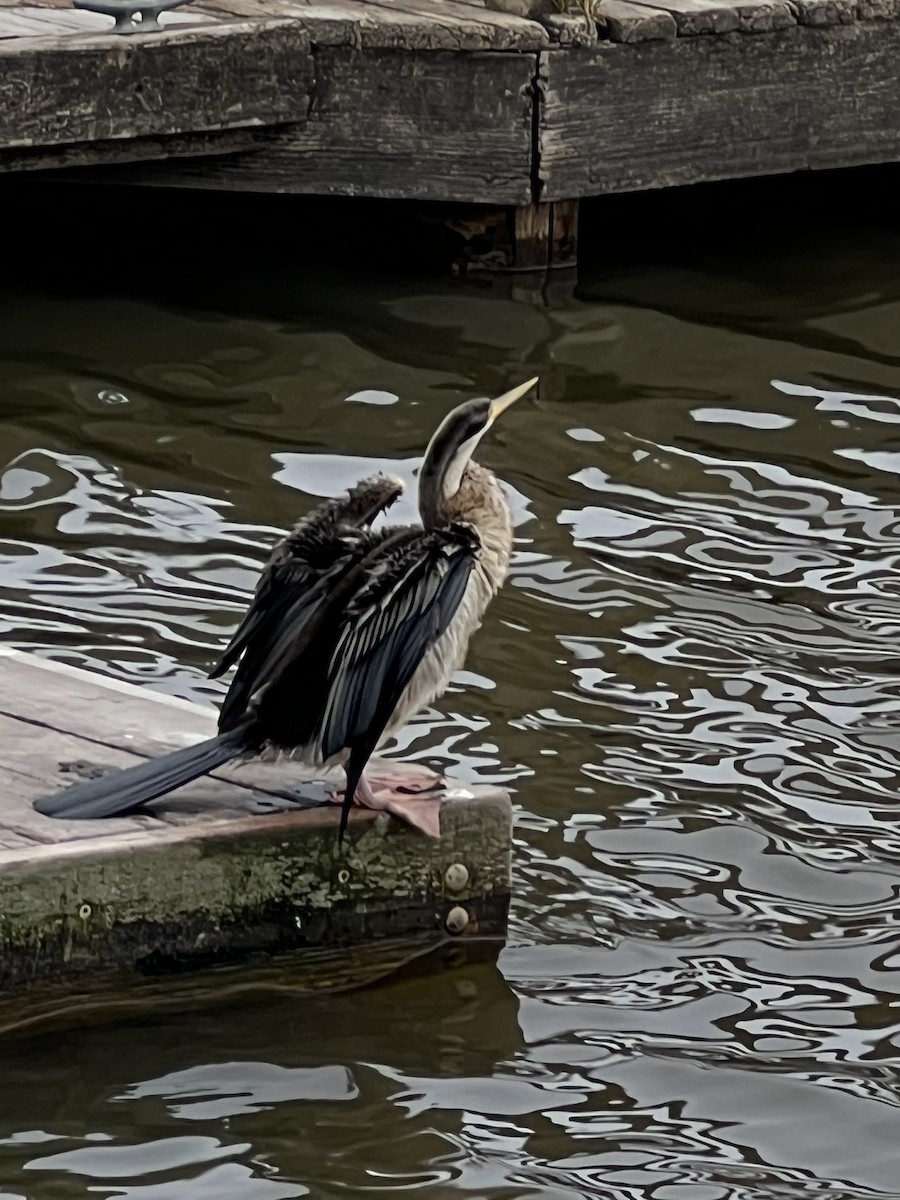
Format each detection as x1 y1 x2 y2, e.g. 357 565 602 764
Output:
320 530 475 764
327 529 476 839
210 569 294 681
207 507 477 845
211 476 402 732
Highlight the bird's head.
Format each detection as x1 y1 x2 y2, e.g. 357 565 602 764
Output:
418 377 538 527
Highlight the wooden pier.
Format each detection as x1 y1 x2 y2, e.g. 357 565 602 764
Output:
0 648 511 999
1 0 899 268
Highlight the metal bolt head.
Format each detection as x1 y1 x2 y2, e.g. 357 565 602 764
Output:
444 863 469 893
445 905 469 935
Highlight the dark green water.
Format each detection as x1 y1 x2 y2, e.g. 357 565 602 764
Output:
3 175 900 1198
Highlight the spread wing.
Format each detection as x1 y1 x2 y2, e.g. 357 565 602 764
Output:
246 525 478 790
211 475 402 732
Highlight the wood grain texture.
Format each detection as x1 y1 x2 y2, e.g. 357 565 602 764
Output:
3 0 897 206
623 0 741 34
0 4 110 33
625 0 795 34
74 47 537 204
600 0 676 40
0 8 63 34
0 650 513 990
856 0 900 15
0 124 298 173
0 649 504 834
0 3 209 33
0 19 311 150
538 22 900 199
194 0 549 49
790 0 858 23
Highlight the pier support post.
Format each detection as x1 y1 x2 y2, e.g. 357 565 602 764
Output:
436 198 579 276
511 199 579 272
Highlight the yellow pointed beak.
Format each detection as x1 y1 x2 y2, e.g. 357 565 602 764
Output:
489 376 539 421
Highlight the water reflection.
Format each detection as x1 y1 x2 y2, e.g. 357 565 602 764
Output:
3 181 900 1197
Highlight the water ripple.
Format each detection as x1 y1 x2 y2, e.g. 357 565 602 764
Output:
4 251 900 1197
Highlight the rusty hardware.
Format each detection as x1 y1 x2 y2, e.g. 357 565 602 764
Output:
74 0 197 35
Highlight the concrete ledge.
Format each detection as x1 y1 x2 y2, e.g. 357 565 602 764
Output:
0 650 512 992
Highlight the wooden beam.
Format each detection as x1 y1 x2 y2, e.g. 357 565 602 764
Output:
4 0 899 206
538 21 900 199
58 47 538 204
0 124 299 174
0 18 312 152
512 198 579 270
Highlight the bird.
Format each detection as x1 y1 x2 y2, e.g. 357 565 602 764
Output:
34 377 538 840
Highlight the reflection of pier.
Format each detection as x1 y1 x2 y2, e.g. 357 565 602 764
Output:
0 649 511 1000
2 0 899 270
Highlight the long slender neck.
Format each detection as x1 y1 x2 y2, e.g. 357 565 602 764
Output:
418 438 447 529
419 428 480 528
452 461 515 590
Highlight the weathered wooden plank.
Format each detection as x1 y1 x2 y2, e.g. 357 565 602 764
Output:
624 0 741 33
0 650 513 991
299 3 535 50
66 48 536 204
856 0 900 16
789 0 858 23
0 8 58 34
0 649 498 834
0 124 298 174
612 0 795 33
365 0 549 48
538 22 900 200
0 0 103 8
0 19 311 150
195 0 548 48
1 4 122 33
0 714 187 846
600 0 676 41
0 0 215 25
731 0 795 30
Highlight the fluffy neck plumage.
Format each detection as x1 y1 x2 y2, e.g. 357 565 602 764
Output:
440 461 514 586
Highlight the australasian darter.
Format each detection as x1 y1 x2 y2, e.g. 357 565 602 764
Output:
34 377 538 839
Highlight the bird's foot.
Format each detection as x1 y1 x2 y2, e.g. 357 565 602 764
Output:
329 767 446 838
365 765 445 796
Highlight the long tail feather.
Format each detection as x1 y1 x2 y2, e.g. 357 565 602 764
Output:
34 730 248 820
